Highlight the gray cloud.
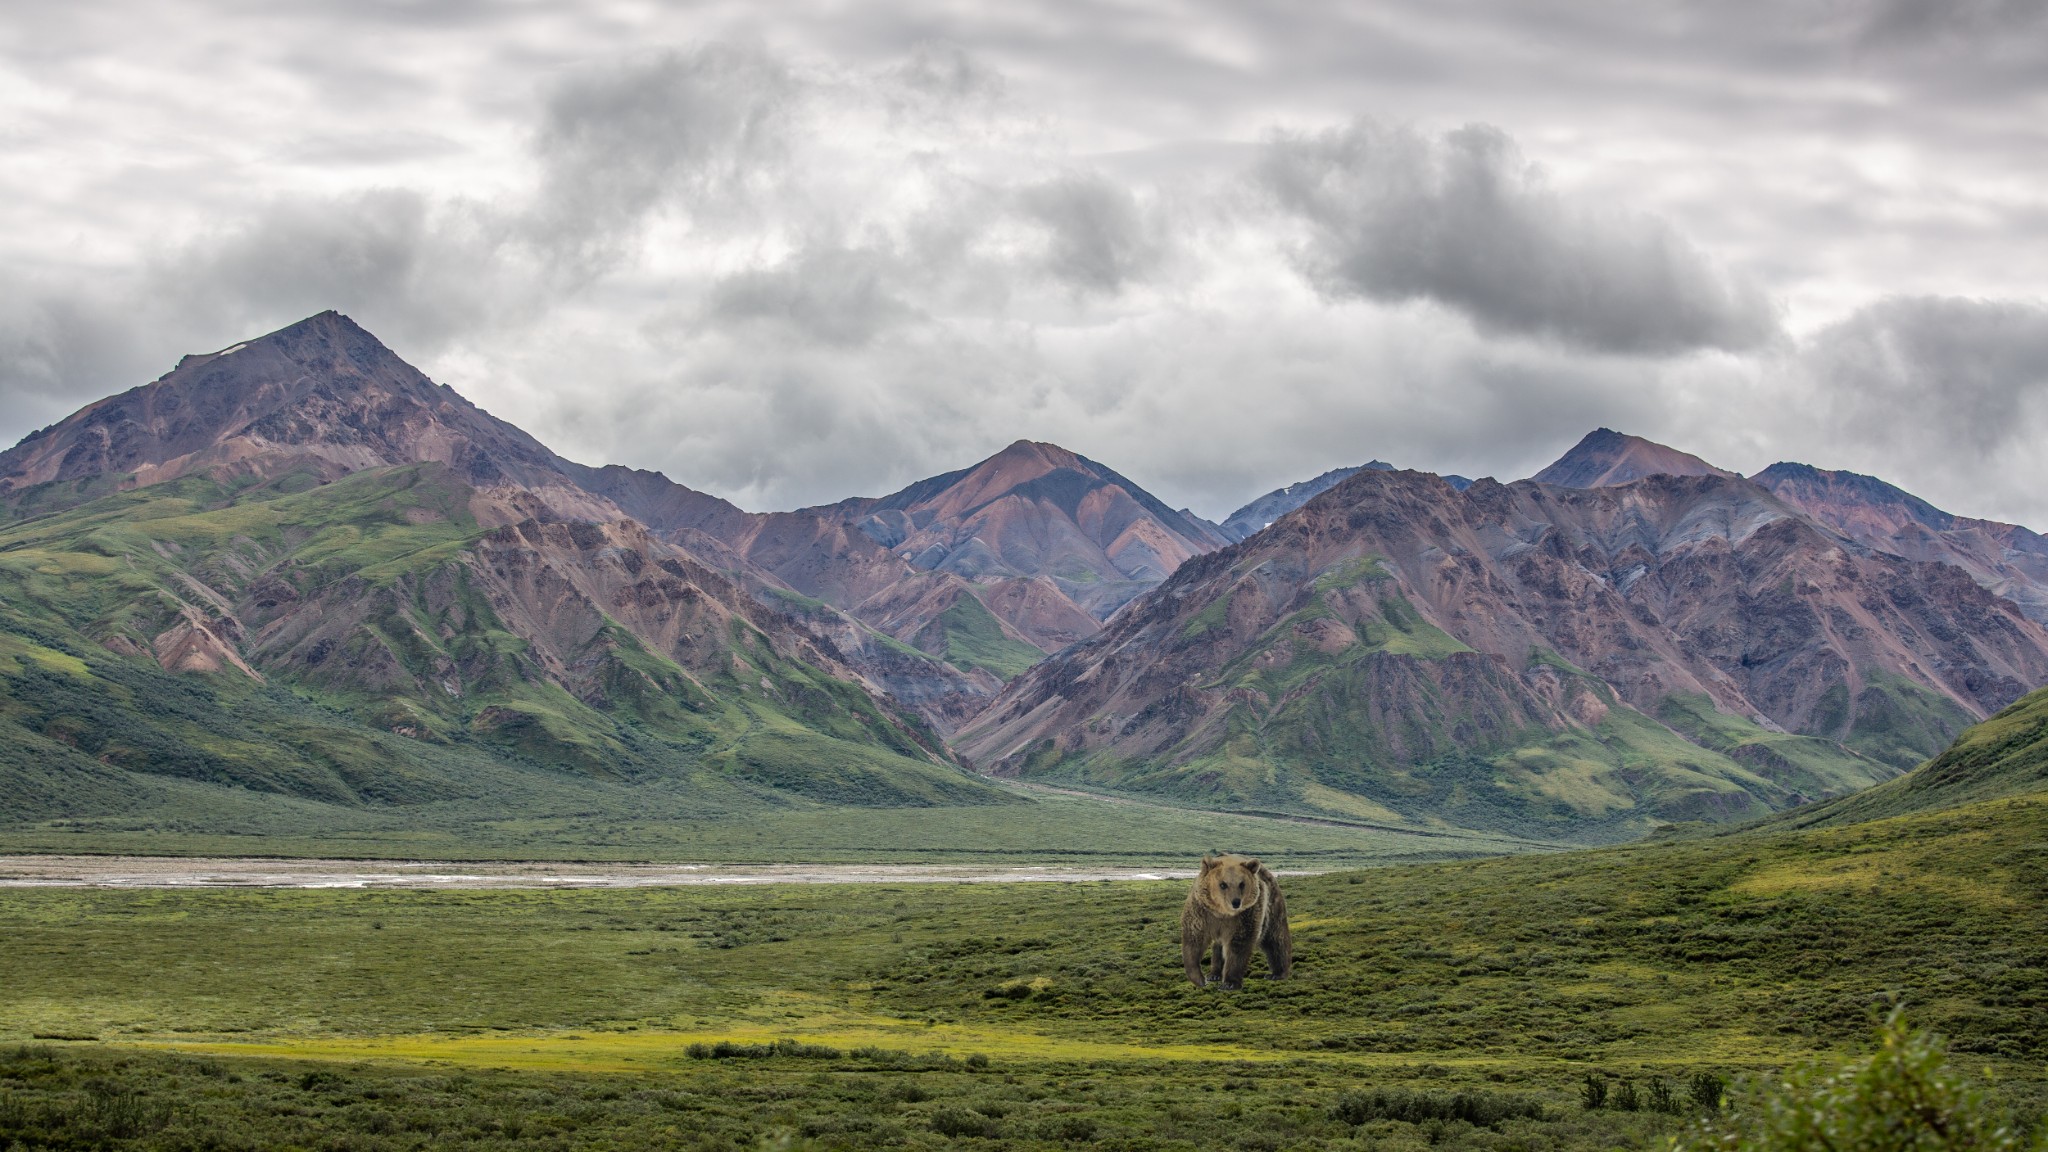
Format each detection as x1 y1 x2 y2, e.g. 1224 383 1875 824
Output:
1016 173 1165 294
886 40 1007 106
707 246 920 347
1855 0 2048 52
1803 295 2048 461
1259 119 1781 355
529 45 798 266
1 3 2045 532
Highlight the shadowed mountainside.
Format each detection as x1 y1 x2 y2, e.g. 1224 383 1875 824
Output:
1775 683 2048 828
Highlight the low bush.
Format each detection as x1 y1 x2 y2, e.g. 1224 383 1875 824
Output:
682 1038 842 1060
1331 1086 1544 1129
929 1105 1001 1137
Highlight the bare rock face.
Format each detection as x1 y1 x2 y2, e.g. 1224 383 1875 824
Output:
0 311 607 522
959 467 2048 835
590 438 1234 723
1752 462 2048 625
807 439 1231 620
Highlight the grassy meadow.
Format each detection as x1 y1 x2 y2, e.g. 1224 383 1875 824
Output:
2 787 2044 1149
0 787 1537 867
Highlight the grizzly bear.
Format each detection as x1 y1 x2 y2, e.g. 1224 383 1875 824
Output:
1181 853 1291 988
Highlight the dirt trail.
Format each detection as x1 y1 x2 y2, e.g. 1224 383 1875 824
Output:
0 855 1228 889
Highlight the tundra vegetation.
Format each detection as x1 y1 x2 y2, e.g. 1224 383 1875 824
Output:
2 782 2044 1149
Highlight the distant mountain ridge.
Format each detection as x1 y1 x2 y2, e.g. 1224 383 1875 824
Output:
960 464 2048 838
807 440 1231 618
1519 430 2048 628
1219 462 1477 543
0 310 609 525
1220 465 1374 542
581 439 1228 725
8 312 2048 851
1751 462 2048 625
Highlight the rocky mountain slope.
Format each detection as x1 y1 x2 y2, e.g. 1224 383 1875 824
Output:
1530 428 1732 488
1752 462 2048 625
0 314 1000 822
806 440 1231 618
1218 462 1478 543
576 443 1196 724
959 466 2048 838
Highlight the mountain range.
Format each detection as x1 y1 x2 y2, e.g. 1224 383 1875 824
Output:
4 312 2047 848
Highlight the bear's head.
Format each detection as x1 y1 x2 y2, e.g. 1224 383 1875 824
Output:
1199 854 1264 915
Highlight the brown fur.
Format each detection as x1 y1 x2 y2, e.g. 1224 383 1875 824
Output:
1180 854 1292 989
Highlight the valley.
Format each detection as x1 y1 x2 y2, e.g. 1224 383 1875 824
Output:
4 314 2048 1147
2 721 2043 1148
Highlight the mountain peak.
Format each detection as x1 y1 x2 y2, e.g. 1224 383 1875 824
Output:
986 438 1087 473
1531 428 1733 489
808 439 1227 619
0 311 565 501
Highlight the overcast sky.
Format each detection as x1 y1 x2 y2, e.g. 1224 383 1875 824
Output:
5 1 2047 524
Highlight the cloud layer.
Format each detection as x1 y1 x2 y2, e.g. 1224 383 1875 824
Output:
1260 120 1779 355
1 2 2046 529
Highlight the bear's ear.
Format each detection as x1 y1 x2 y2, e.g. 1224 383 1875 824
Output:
1200 854 1218 871
1243 857 1263 874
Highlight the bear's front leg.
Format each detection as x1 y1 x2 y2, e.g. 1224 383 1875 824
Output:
1181 932 1208 987
1219 941 1252 990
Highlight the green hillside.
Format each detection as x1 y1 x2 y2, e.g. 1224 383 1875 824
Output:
1008 559 1888 843
1774 684 2048 829
0 465 1011 844
918 591 1047 680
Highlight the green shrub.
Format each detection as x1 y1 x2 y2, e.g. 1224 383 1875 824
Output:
682 1038 841 1060
1039 1114 1098 1140
1583 1074 1609 1110
1651 1078 1680 1114
929 1106 1000 1137
1691 1071 1727 1112
84 1081 173 1139
1330 1087 1544 1129
1673 1013 2025 1151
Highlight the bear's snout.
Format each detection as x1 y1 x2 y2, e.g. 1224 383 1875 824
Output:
1231 898 1241 909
